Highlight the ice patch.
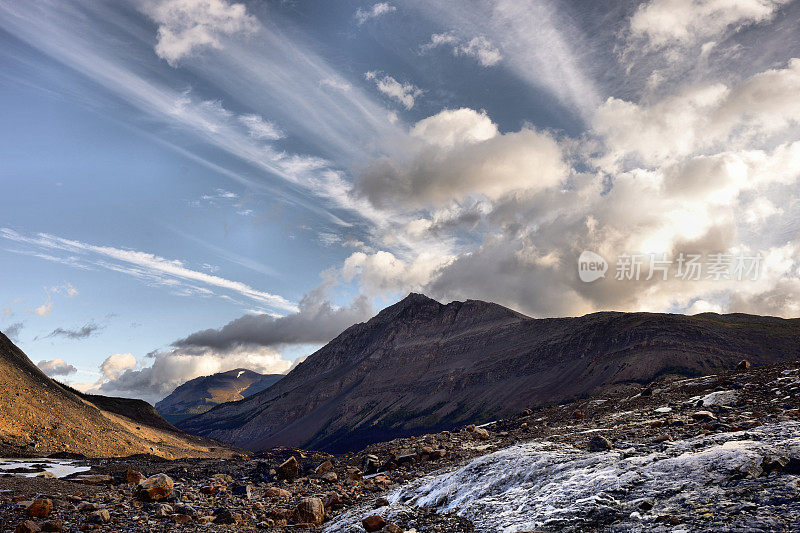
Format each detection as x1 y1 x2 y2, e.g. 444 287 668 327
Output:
0 458 90 478
326 422 800 533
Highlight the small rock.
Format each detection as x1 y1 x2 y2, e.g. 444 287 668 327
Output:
374 497 390 508
363 455 380 474
382 524 403 533
465 424 476 432
277 456 299 480
323 492 343 509
153 503 173 517
77 502 98 512
571 409 585 420
213 473 233 484
264 487 292 499
35 472 55 479
321 471 338 482
77 474 113 486
174 504 196 516
472 427 490 440
691 411 716 421
41 520 63 532
27 498 52 519
136 473 174 501
42 520 64 533
88 509 110 523
363 514 387 532
200 484 218 495
213 508 240 525
762 455 789 474
292 497 325 526
638 499 654 511
232 484 253 499
652 433 671 443
172 514 192 524
736 360 752 371
588 435 613 452
429 449 446 460
15 521 40 533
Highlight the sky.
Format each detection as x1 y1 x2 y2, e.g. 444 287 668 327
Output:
1 0 800 403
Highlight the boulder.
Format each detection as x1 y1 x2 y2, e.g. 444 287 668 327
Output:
136 473 174 501
362 515 387 532
292 497 325 526
736 360 752 371
27 498 52 518
277 456 299 480
315 460 334 474
588 435 613 452
125 469 145 484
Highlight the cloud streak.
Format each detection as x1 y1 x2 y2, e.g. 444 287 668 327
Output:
41 322 102 340
1 228 297 312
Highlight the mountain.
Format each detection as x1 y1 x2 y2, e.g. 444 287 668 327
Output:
155 369 283 424
0 331 234 458
178 293 800 453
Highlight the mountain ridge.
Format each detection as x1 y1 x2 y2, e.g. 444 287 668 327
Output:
155 368 284 424
178 294 800 453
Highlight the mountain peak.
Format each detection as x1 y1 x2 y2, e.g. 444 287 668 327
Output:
399 292 438 306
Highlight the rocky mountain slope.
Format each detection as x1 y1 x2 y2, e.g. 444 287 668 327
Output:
179 293 800 453
0 331 235 459
156 369 283 424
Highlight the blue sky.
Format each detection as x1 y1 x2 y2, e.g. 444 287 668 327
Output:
2 0 800 402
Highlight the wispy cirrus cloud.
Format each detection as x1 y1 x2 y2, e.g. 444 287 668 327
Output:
365 71 423 110
421 32 502 67
355 2 396 25
0 228 297 312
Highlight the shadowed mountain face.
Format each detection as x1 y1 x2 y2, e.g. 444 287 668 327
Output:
0 331 233 458
156 369 283 424
179 294 800 453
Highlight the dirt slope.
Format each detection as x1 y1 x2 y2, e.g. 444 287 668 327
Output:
0 331 236 458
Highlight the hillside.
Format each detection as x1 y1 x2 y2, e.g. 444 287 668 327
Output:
179 293 800 453
155 369 283 424
0 331 235 459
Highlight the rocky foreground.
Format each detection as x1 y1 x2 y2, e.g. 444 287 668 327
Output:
2 359 800 532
